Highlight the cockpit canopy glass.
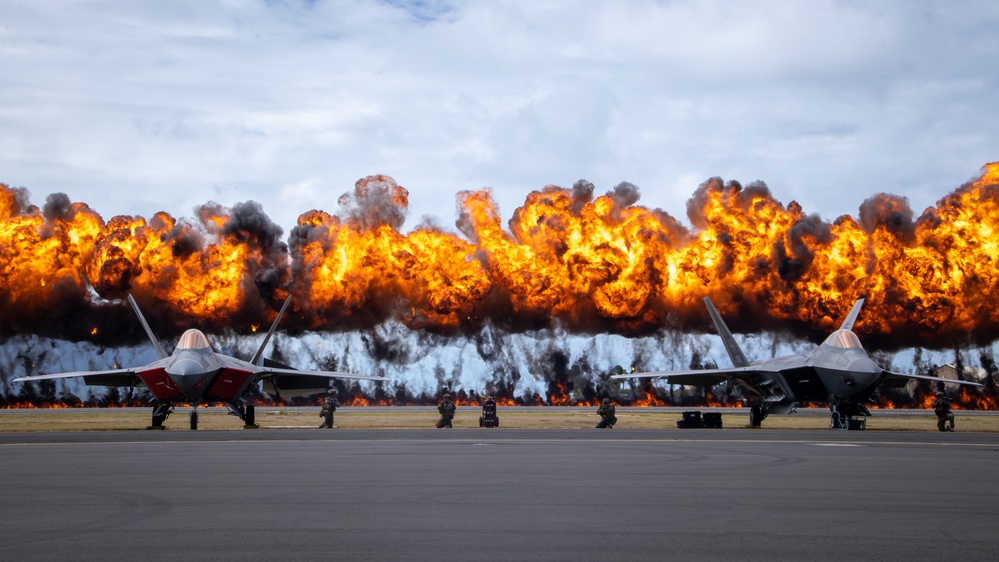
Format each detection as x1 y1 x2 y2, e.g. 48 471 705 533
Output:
822 329 864 350
177 329 211 351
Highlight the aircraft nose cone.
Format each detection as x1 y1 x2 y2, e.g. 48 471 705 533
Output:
850 357 883 386
862 358 882 375
165 357 210 398
168 358 204 377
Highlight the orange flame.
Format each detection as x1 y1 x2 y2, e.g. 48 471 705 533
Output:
2 164 998 344
0 399 148 409
3 165 999 410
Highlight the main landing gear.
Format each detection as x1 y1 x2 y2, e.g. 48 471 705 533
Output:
146 403 199 430
226 401 257 429
148 403 174 430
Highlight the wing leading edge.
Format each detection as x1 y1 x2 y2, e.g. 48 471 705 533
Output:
12 369 140 387
609 365 772 387
879 370 982 389
255 366 388 382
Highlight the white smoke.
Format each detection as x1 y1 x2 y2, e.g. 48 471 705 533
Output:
3 324 995 403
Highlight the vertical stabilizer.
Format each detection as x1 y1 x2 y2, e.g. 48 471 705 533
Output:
127 294 168 359
703 297 750 368
838 299 865 331
250 294 293 366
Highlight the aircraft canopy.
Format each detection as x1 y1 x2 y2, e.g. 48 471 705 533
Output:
177 329 211 351
822 329 864 350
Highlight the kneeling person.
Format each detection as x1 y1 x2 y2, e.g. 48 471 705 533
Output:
596 398 617 428
437 393 456 428
932 392 955 432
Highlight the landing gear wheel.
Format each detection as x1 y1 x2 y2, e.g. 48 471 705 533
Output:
749 405 763 428
190 410 199 430
244 404 255 426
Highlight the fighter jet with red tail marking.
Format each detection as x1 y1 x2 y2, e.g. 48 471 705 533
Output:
13 295 387 429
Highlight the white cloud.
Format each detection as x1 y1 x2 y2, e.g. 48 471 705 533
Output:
0 0 996 232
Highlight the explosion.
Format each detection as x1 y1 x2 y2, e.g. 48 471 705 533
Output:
2 164 998 407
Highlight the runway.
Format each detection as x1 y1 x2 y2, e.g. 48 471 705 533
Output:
2 430 997 561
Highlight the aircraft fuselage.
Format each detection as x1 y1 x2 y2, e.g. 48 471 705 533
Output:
755 344 883 405
163 347 223 399
135 329 255 405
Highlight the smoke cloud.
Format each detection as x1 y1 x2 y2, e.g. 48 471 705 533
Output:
0 164 998 352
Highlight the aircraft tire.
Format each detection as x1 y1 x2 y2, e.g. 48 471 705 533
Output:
245 404 255 426
749 405 763 427
190 410 199 430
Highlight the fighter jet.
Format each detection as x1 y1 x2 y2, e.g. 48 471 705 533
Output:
612 297 981 428
13 295 387 429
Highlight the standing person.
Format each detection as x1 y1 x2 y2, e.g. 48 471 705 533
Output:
595 398 617 428
319 389 340 429
437 393 456 428
932 391 955 432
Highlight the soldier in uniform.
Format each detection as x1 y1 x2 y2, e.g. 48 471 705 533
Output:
437 393 456 428
319 389 340 429
595 398 617 428
932 391 955 432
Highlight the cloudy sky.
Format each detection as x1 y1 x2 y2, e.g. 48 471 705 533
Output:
1 0 996 234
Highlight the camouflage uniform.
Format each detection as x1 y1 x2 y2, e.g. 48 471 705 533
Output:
319 391 340 429
932 392 954 432
595 398 617 428
437 394 456 428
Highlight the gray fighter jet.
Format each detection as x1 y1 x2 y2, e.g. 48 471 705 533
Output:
612 297 981 428
13 295 387 429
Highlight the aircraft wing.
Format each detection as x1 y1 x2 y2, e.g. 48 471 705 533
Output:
253 367 388 400
12 369 142 387
879 370 983 389
254 367 388 381
221 355 388 399
611 365 769 388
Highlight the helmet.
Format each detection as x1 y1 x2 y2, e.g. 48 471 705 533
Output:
936 391 945 397
602 398 610 404
443 393 451 399
328 388 336 395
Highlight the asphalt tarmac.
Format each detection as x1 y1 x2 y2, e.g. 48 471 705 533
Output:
2 429 997 561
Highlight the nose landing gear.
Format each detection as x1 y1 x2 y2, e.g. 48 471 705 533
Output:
829 405 867 430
